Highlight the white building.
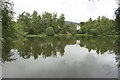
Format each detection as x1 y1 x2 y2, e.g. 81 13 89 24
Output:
76 25 80 30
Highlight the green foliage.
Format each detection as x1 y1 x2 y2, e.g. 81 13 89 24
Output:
31 11 42 34
1 0 17 62
15 10 118 36
90 29 97 36
17 12 31 34
45 27 54 36
16 11 68 36
79 16 116 36
2 0 16 40
115 7 120 35
13 21 27 37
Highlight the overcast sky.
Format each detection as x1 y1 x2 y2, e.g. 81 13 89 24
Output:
13 0 118 23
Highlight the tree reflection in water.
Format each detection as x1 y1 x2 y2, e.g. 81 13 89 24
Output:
2 36 120 65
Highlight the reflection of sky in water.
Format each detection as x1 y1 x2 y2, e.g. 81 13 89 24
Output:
2 44 118 78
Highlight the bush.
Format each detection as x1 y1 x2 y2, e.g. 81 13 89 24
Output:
46 27 54 36
90 29 97 36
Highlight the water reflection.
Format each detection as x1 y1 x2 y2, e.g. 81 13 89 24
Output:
2 36 76 61
2 36 120 78
80 36 119 54
2 36 119 61
2 38 16 62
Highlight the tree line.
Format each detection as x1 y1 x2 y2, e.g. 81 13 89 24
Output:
15 10 79 36
14 11 118 36
1 0 120 41
78 16 116 36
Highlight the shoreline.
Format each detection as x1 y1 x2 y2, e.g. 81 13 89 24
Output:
26 34 119 37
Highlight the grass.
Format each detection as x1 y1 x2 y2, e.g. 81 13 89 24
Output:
75 34 93 37
26 34 119 38
97 35 119 37
26 34 47 37
105 35 119 37
26 34 68 37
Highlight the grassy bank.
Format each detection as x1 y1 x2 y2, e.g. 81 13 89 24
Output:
26 34 119 38
26 34 71 37
26 34 47 38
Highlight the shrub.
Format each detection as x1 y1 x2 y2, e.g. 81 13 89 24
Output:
46 27 54 36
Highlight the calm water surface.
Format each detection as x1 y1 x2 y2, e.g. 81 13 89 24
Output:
2 36 119 78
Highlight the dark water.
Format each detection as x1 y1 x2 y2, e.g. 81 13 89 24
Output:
2 36 120 78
